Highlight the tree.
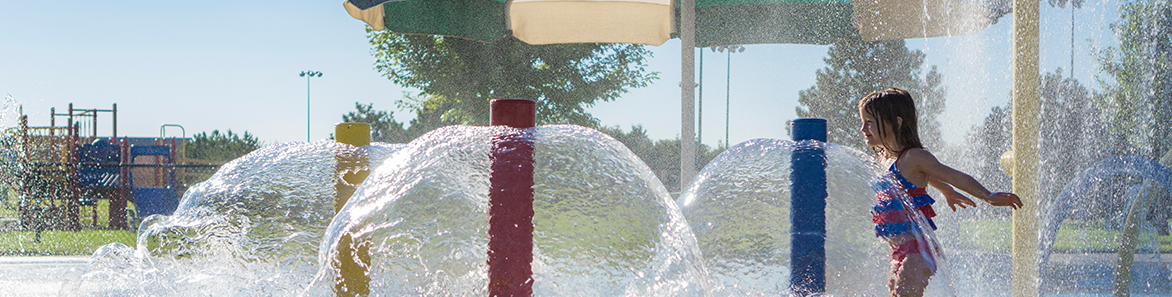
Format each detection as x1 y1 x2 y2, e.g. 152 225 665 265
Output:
961 103 1012 197
369 31 658 131
963 70 1125 220
184 130 261 185
186 130 261 162
1097 0 1172 160
1036 70 1122 219
341 102 412 143
794 33 947 153
598 125 726 192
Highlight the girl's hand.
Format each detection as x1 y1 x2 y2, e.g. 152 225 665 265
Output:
984 192 1024 210
944 191 977 212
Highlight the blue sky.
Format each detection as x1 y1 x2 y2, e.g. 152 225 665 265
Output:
1 0 1119 147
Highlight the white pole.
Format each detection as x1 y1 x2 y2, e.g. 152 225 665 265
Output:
1011 0 1040 294
680 0 697 192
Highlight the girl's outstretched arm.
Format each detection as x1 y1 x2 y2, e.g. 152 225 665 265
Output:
911 150 1024 210
928 178 976 211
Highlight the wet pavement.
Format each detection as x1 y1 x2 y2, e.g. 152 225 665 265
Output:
0 256 88 296
1044 253 1172 296
0 253 1166 296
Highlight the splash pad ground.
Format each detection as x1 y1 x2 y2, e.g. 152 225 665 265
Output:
2 245 1169 295
0 256 88 296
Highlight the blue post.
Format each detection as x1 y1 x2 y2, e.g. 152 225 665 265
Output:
790 118 826 295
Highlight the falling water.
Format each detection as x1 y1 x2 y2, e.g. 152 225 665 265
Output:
1039 156 1172 295
678 138 959 296
63 125 709 296
303 125 707 296
61 140 404 295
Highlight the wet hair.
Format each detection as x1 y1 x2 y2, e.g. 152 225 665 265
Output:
858 88 923 155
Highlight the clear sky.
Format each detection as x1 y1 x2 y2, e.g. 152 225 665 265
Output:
1 0 1119 148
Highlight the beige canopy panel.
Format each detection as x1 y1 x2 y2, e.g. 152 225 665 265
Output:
344 1 386 31
344 0 673 46
510 0 673 45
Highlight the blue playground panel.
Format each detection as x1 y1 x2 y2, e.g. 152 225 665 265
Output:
133 187 178 217
129 145 178 217
78 140 120 188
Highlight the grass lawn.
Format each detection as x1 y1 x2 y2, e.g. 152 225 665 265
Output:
2 191 140 256
947 218 1172 253
0 229 135 256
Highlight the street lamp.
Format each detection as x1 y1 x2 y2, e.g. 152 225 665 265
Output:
712 45 744 147
300 70 322 142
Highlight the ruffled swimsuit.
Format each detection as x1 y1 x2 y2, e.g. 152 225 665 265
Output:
871 148 938 269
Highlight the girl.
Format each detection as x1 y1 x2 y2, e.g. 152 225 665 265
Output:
858 88 1022 297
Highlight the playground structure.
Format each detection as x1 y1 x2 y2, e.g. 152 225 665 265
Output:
4 103 219 231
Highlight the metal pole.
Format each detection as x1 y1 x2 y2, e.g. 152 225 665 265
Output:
301 70 322 142
307 75 311 142
790 118 827 295
699 50 703 145
1011 0 1041 294
680 0 697 192
726 50 731 147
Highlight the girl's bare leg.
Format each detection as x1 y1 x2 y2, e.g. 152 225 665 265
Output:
887 253 932 297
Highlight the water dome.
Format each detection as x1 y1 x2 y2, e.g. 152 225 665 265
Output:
305 125 708 296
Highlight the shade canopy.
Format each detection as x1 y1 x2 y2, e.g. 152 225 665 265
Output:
345 0 1010 46
695 0 1009 46
345 0 674 45
342 0 1011 192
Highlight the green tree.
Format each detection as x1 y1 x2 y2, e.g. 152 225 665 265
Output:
369 32 657 131
963 70 1124 220
184 130 261 185
1097 0 1172 160
794 33 946 153
599 125 726 192
1037 70 1114 212
962 103 1012 197
186 130 260 162
341 102 412 143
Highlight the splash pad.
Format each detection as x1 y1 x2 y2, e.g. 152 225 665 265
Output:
64 99 715 296
17 94 1158 296
59 99 921 296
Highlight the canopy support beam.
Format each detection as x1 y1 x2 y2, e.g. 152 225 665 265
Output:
680 0 697 192
1011 0 1041 294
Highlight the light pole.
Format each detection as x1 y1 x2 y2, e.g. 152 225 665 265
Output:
713 45 744 147
300 70 322 142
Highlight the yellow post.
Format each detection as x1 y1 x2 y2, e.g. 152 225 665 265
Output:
333 123 371 297
335 123 371 212
1011 0 1041 294
335 123 371 147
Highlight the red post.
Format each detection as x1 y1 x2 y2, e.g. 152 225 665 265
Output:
19 116 28 222
110 138 129 229
487 99 536 297
111 103 117 145
68 123 80 230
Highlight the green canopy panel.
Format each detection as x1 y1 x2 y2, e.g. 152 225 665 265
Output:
695 3 855 46
381 0 509 43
